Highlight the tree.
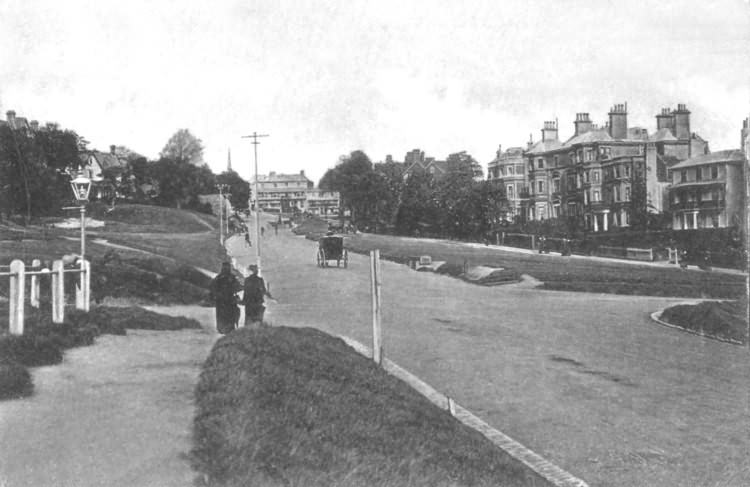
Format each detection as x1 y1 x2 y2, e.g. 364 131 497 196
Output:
319 150 377 224
395 171 438 236
160 129 204 166
0 124 81 222
216 170 251 211
148 157 216 210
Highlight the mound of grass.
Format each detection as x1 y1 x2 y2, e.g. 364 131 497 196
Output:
660 300 748 344
0 334 64 367
87 203 213 233
191 326 550 487
293 217 329 239
0 359 33 400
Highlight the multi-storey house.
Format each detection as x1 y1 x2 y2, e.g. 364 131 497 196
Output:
487 145 528 221
523 103 706 231
252 170 340 215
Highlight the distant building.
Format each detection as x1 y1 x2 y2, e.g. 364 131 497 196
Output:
668 149 746 229
402 148 482 180
487 145 526 220
252 170 340 216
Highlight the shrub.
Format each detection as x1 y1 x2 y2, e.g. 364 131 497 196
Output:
0 335 63 367
0 359 33 400
74 306 201 332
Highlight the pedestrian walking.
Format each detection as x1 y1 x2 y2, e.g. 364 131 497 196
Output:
210 262 241 334
242 264 272 327
261 226 265 238
245 231 252 247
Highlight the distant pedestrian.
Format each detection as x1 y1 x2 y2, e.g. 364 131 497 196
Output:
210 262 241 334
274 222 278 235
261 226 265 238
245 231 252 247
242 264 272 327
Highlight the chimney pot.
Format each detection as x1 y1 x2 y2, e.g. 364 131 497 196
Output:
110 145 116 155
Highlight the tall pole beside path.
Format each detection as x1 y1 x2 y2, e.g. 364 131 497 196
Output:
241 132 269 276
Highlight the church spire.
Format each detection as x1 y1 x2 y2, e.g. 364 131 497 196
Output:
227 148 232 172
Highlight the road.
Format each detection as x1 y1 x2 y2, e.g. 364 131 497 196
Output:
231 218 749 487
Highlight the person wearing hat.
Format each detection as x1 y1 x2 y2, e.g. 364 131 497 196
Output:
242 264 272 327
210 262 241 334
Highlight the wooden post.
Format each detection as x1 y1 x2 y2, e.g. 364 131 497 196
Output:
82 260 91 311
30 259 41 308
9 260 25 335
52 260 65 323
370 250 382 365
501 231 505 246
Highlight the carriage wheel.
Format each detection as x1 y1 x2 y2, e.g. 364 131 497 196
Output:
321 249 328 267
317 249 323 267
343 250 348 269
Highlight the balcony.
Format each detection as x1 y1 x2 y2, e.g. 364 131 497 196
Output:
671 199 726 211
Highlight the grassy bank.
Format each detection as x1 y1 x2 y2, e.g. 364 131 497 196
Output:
659 299 748 344
343 233 744 299
191 326 551 487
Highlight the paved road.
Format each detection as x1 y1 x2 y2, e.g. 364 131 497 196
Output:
230 219 749 487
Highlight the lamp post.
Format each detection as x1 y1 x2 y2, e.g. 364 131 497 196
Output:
69 171 92 261
225 192 232 237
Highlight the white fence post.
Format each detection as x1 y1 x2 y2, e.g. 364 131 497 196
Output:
52 260 65 323
30 259 41 308
75 259 87 310
370 250 383 365
9 260 25 335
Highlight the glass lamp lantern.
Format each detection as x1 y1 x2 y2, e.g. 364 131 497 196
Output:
70 172 92 203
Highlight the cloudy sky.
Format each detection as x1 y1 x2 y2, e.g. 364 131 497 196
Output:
1 0 748 183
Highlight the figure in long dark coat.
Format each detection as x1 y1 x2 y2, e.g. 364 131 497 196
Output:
210 262 241 334
242 264 271 327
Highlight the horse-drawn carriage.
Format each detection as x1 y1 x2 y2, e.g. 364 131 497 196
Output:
317 234 348 268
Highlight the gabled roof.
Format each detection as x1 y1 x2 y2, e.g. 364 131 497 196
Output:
650 128 677 142
253 172 312 184
670 149 746 169
563 129 613 147
527 138 564 154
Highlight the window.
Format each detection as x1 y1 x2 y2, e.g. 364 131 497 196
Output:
680 170 687 182
553 179 560 192
577 150 583 163
584 171 590 183
537 158 544 169
695 167 702 181
625 165 630 177
507 185 514 199
584 191 589 205
625 186 630 201
593 190 600 202
499 167 505 176
568 175 576 189
508 166 514 175
711 165 718 179
615 186 620 201
600 146 611 159
553 155 559 167
553 205 560 217
593 171 599 182
537 180 544 193
586 149 593 161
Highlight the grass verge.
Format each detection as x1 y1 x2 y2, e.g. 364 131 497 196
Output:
659 299 748 344
343 233 744 299
191 326 551 487
0 305 202 400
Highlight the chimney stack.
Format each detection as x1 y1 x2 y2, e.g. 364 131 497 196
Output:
110 145 117 155
608 102 628 139
30 120 39 131
541 120 558 142
300 170 305 176
574 113 593 136
673 103 690 141
527 134 533 151
6 110 16 128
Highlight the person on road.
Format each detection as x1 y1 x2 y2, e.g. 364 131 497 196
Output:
245 231 252 247
261 226 265 238
242 264 272 327
210 262 241 334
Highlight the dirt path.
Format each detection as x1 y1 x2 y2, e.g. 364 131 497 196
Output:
0 306 218 487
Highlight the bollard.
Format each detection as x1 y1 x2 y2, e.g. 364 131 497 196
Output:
30 259 41 308
9 260 25 335
52 260 65 323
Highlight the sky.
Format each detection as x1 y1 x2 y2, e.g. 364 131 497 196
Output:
1 0 749 184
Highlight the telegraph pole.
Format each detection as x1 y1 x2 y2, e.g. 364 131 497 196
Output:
241 132 269 276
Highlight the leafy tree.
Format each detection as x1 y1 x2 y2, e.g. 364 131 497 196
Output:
160 129 204 166
216 170 250 211
395 170 438 236
319 150 377 224
373 161 405 230
148 157 216 210
0 125 81 222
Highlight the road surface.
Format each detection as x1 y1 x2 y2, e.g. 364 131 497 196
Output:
231 219 749 487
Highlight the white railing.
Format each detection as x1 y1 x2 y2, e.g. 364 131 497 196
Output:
0 258 90 335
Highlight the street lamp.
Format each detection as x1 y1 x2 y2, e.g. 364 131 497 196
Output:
69 170 91 261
